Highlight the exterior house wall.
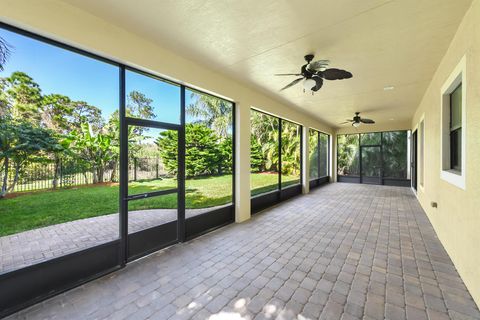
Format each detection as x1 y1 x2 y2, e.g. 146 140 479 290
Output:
411 0 480 306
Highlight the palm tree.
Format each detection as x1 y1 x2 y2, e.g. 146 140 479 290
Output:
251 111 279 171
337 134 360 175
281 121 301 175
0 36 11 72
186 92 232 138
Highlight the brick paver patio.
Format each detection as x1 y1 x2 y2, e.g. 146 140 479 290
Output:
0 206 221 274
5 183 480 319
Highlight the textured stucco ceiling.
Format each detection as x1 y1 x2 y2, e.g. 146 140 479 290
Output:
63 0 472 128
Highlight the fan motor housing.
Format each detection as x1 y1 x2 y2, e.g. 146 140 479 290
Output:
301 65 314 78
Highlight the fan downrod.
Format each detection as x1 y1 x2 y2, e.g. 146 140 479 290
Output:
304 54 315 63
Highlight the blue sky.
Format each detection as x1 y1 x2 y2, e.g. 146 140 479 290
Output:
0 27 181 124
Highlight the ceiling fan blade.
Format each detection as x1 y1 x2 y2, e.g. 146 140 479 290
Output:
307 60 330 71
311 76 323 92
339 121 351 125
274 73 302 76
321 68 353 80
360 118 375 124
280 77 304 91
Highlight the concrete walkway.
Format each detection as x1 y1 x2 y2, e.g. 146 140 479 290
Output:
0 206 221 274
6 183 480 319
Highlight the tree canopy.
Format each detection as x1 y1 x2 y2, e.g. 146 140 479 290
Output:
0 71 120 196
0 36 10 72
0 70 237 196
250 111 302 176
187 91 232 138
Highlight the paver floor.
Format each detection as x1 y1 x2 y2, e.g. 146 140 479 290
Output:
5 183 480 319
0 206 222 274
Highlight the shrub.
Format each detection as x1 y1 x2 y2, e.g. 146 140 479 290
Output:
157 123 232 178
250 136 264 172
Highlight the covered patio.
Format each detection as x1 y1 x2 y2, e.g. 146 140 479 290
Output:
1 0 480 318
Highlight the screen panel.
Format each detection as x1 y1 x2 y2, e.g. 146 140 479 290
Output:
337 134 360 176
184 89 234 214
128 127 177 196
309 130 319 180
250 110 280 196
319 132 329 177
281 120 301 188
0 25 120 274
360 132 381 145
382 131 408 179
125 69 181 124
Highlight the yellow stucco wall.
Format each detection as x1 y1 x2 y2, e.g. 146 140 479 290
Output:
411 0 480 307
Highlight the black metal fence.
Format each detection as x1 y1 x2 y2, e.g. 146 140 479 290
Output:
128 157 167 182
1 157 167 193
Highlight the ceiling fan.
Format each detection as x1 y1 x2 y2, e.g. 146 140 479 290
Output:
341 112 375 127
275 54 352 94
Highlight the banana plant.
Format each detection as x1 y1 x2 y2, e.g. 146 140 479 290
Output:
69 123 113 184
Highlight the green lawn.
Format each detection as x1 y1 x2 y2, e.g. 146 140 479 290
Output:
250 172 299 196
0 173 299 236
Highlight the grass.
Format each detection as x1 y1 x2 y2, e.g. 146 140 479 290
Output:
250 172 299 196
0 173 298 236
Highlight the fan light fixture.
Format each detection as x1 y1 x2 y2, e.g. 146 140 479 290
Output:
352 122 361 128
303 78 316 91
